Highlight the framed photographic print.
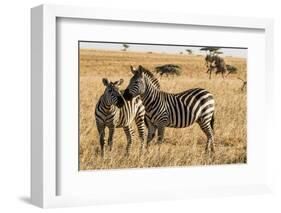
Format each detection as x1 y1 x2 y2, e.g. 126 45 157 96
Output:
31 4 274 208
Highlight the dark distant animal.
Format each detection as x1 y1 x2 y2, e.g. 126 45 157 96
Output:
225 64 238 75
205 55 238 79
237 77 247 91
95 78 146 157
123 65 215 153
155 64 182 77
205 55 226 79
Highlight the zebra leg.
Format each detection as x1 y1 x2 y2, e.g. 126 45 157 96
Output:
108 126 115 151
198 120 215 153
147 126 156 144
97 124 106 157
123 125 134 156
157 126 166 144
146 118 157 148
221 68 225 79
209 69 212 80
135 116 145 154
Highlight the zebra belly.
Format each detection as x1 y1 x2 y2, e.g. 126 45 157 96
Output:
145 110 169 127
166 117 196 128
103 119 124 129
168 106 202 128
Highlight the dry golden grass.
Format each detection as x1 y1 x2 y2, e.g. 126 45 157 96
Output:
79 49 247 170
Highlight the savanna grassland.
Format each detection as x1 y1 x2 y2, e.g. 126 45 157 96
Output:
79 49 247 170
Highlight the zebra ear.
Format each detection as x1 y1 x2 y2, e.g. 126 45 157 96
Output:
102 78 110 86
138 66 144 78
138 65 145 77
139 70 144 78
130 65 137 74
119 79 124 85
113 79 124 86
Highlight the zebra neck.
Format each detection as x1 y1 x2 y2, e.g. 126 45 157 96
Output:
100 97 116 113
141 77 161 107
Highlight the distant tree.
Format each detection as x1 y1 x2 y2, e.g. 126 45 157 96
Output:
122 44 130 51
209 47 220 52
200 47 208 52
185 49 193 55
155 64 182 77
179 52 183 54
200 47 220 53
200 47 222 58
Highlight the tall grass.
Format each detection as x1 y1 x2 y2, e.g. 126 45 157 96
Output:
79 49 247 170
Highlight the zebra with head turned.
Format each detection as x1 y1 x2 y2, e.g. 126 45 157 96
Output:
95 78 146 157
123 66 215 153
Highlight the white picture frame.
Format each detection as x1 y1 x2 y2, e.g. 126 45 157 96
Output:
31 4 274 208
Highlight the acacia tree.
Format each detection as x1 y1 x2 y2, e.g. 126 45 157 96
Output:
200 47 221 56
185 49 193 55
122 44 130 51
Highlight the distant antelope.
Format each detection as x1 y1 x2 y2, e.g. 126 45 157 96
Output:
95 78 146 157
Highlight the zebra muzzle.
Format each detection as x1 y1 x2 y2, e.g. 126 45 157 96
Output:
123 89 133 101
116 96 125 108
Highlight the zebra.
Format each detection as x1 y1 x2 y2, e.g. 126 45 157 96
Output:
123 65 215 153
95 78 146 157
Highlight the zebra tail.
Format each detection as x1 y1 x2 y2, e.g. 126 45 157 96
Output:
211 113 215 132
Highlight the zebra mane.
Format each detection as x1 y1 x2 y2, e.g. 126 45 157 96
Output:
139 66 160 89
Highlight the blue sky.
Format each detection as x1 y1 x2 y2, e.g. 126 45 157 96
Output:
80 42 247 58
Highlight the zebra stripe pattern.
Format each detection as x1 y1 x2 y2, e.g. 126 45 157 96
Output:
95 78 146 157
123 65 215 152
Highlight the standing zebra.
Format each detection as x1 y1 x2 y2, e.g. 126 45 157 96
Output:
123 66 215 152
95 78 146 157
